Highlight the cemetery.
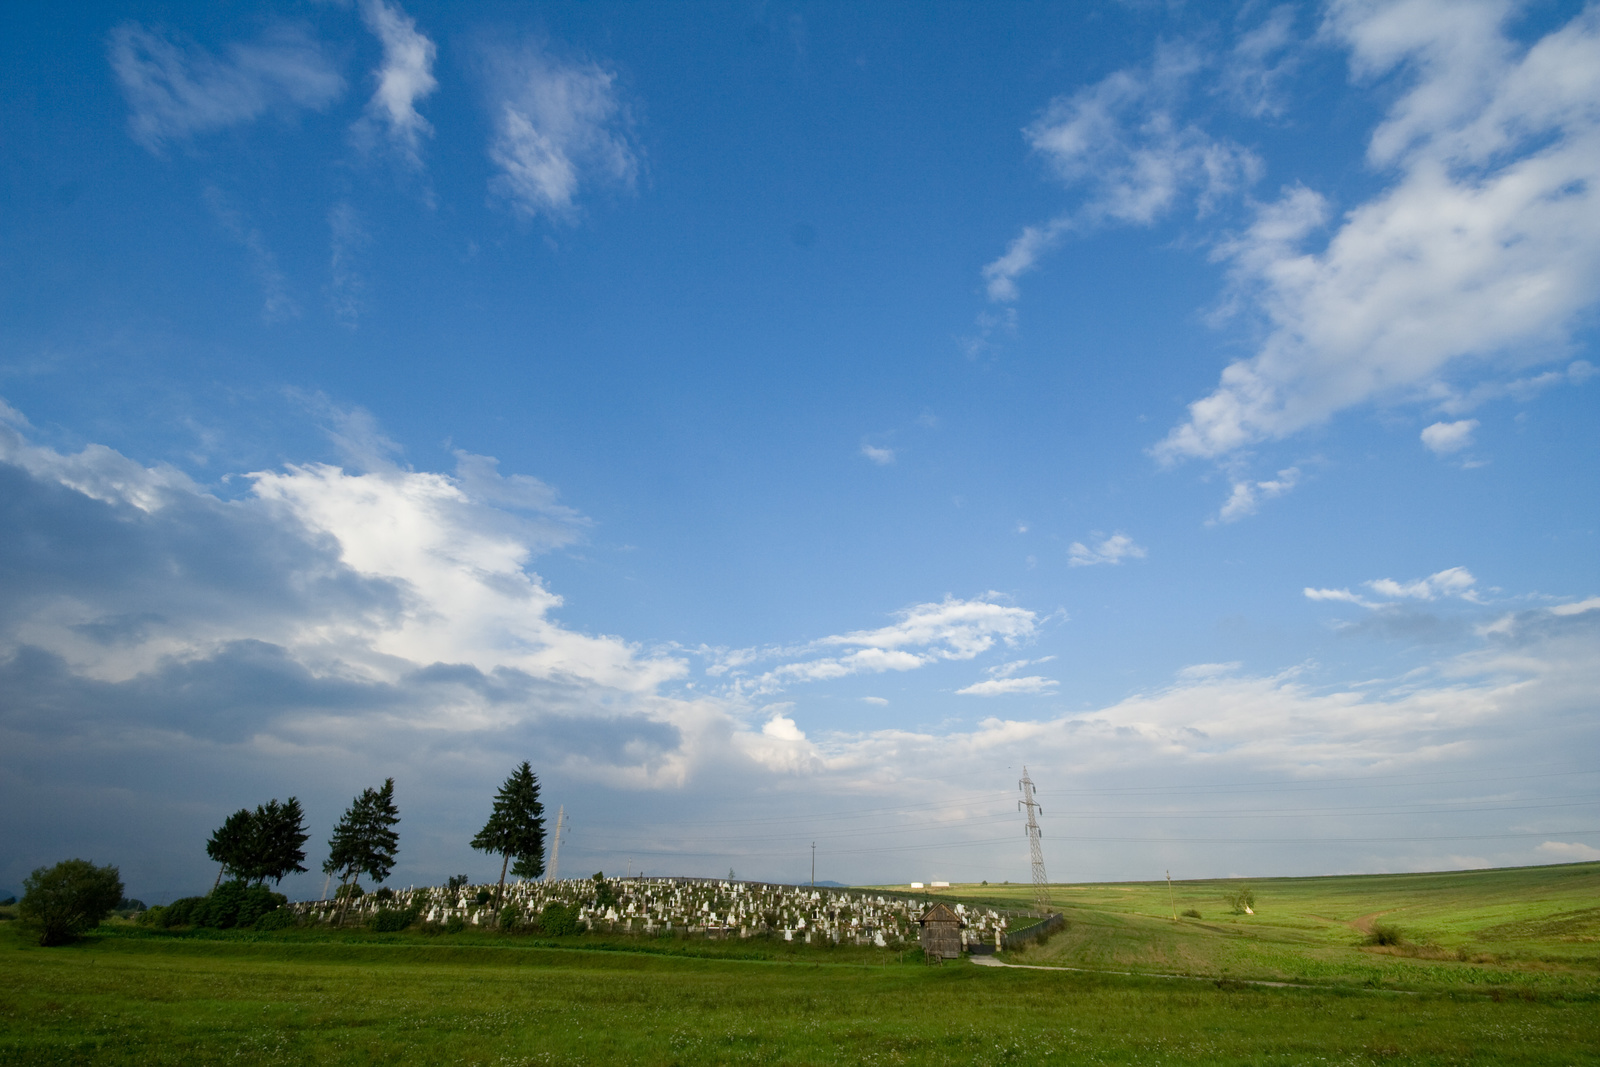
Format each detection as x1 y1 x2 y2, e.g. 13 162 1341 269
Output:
290 876 1024 950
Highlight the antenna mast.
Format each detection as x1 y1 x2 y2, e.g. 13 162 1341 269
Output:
1018 766 1052 912
546 805 565 882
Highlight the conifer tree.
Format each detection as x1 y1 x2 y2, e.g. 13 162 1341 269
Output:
323 778 400 919
206 808 255 889
253 797 310 886
206 798 310 889
471 762 545 912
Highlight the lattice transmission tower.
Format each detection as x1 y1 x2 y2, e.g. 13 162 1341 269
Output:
1018 766 1052 912
545 805 566 882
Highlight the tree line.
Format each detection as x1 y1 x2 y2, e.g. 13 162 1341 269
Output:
16 762 547 945
206 763 546 907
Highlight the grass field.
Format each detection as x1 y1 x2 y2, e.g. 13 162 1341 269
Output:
2 863 1597 1065
881 861 1600 994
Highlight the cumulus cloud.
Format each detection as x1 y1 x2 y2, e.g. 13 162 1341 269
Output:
483 40 638 221
1217 466 1300 522
1537 840 1600 861
6 406 1594 894
1420 419 1478 455
1157 1 1600 462
860 443 895 465
109 23 343 152
1068 533 1147 567
353 0 437 167
983 42 1260 303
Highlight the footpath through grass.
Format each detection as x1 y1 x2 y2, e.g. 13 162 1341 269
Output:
2 862 1597 1065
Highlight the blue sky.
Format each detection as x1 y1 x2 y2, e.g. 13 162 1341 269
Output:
2 0 1598 902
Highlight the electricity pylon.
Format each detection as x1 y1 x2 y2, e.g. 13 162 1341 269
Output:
1018 766 1052 912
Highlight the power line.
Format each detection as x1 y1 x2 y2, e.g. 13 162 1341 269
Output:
575 827 1600 862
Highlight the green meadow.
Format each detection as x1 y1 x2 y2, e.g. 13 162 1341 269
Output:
897 860 1600 994
2 863 1597 1065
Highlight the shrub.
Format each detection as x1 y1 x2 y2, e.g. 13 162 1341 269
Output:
537 901 582 936
252 907 297 931
335 883 365 902
167 896 206 927
1182 908 1202 919
201 881 287 929
19 859 124 946
446 915 466 934
474 888 492 905
1226 886 1256 914
1368 923 1405 947
366 904 421 933
0 896 16 906
498 905 523 932
373 886 395 903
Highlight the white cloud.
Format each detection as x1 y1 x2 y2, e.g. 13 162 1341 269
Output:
1305 586 1376 607
484 41 638 220
861 696 889 706
956 675 1057 697
1068 533 1147 567
1177 661 1242 680
354 0 437 167
860 443 895 465
1536 840 1600 862
1158 1 1600 462
983 43 1259 304
1217 466 1299 522
1420 419 1478 455
722 595 1041 695
328 202 368 327
1219 5 1302 119
1367 566 1477 602
1307 566 1480 609
109 23 343 152
4 407 1598 890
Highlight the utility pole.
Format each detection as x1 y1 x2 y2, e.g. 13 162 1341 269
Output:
546 805 565 882
1018 766 1052 913
1167 869 1177 921
811 842 816 888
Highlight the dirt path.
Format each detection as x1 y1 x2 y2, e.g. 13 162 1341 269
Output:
1306 910 1396 935
1349 910 1396 935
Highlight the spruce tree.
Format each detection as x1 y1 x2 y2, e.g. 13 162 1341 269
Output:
323 778 400 920
471 762 546 912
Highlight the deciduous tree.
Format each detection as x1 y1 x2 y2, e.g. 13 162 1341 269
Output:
19 859 124 946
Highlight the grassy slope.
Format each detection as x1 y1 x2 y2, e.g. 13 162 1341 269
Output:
1 863 1596 1065
2 925 1598 1066
872 862 1600 991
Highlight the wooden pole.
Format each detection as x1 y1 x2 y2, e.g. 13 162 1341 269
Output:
1167 869 1177 921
